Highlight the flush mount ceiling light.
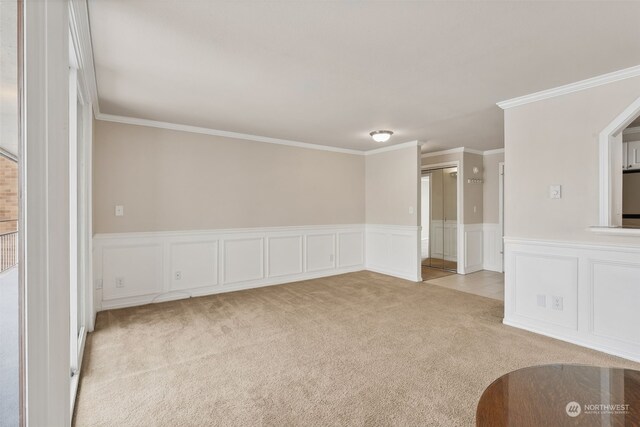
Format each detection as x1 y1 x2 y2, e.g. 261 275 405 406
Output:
369 130 394 143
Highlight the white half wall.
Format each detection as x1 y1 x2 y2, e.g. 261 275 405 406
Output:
365 224 421 282
461 224 483 274
504 238 640 363
482 223 503 272
94 225 365 310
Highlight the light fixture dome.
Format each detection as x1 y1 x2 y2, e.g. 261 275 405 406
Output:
369 130 393 143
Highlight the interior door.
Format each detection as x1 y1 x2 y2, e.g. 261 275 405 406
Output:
429 169 444 270
442 167 458 271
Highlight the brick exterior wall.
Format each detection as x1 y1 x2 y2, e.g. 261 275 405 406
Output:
0 155 18 233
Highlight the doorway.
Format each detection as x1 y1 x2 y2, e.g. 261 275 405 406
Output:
422 167 458 273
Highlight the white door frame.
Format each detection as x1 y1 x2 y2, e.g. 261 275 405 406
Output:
23 1 71 424
498 162 505 273
421 160 463 273
68 26 92 415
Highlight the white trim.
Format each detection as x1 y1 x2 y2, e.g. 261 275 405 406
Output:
101 266 364 310
503 318 640 364
498 162 505 272
504 237 640 253
96 113 367 155
93 224 365 240
589 226 640 237
364 140 422 155
497 64 640 109
68 0 99 116
23 1 72 424
598 96 640 227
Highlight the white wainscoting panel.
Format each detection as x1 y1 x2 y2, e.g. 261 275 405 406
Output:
482 223 503 272
102 244 164 301
94 225 364 310
591 260 640 345
504 238 640 363
306 234 336 272
223 237 264 285
267 235 303 278
338 232 364 268
170 241 218 291
462 224 483 274
513 253 578 330
365 225 421 282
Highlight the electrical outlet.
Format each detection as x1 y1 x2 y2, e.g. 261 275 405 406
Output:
329 254 334 263
549 185 562 199
115 205 124 216
536 294 546 308
115 277 125 288
175 271 182 280
95 279 103 290
552 296 563 311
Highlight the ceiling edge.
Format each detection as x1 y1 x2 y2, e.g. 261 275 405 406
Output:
497 64 640 110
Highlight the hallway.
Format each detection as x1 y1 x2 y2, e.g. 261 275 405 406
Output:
423 268 504 301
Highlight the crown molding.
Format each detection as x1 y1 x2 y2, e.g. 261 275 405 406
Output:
364 140 423 156
69 0 100 115
95 113 366 155
497 65 640 110
623 126 640 136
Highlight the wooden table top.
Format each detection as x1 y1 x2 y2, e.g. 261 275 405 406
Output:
476 364 640 427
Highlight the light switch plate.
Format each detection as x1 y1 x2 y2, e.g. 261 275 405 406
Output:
549 185 562 199
115 205 124 216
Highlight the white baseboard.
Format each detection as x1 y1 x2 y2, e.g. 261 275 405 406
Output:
504 237 640 363
365 224 421 282
503 318 640 364
100 265 364 310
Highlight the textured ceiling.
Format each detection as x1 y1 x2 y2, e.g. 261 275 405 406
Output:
89 1 640 152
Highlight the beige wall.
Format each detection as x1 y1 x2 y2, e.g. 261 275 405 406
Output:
482 152 504 224
93 121 365 233
422 152 462 168
463 152 483 224
365 146 420 226
504 75 640 244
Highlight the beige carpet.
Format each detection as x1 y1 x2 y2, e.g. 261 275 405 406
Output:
74 271 640 426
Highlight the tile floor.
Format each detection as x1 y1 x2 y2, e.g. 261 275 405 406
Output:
423 269 504 301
